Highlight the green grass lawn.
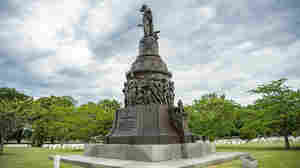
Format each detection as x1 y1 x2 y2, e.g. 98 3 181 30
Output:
209 143 300 168
0 147 83 168
0 143 299 168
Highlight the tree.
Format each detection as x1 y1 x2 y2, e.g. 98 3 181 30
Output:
186 93 240 141
238 105 262 141
248 78 300 149
46 105 76 144
0 87 33 154
0 99 16 153
97 99 120 136
97 99 121 111
28 97 118 145
70 99 120 142
30 95 76 146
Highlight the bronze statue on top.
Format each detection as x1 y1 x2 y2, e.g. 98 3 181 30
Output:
138 4 160 39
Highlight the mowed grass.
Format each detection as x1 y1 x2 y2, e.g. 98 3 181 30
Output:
0 143 299 168
0 147 83 168
208 143 300 168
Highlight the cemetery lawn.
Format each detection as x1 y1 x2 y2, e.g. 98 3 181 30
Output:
0 147 83 168
209 143 300 168
0 143 299 168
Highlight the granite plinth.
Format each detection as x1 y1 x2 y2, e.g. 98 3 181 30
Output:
84 142 215 162
126 35 172 80
49 152 251 168
139 36 159 56
128 55 172 78
106 104 195 144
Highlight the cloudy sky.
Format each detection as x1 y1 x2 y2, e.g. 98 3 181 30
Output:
1 0 300 106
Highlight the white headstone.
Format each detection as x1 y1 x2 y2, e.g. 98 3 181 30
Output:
54 155 60 168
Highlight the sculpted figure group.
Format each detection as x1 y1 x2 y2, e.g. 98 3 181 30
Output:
123 78 175 107
168 99 188 142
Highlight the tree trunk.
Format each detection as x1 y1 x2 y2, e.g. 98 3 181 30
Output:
0 132 3 154
284 134 290 149
0 144 2 154
17 138 21 144
37 137 44 147
16 129 23 144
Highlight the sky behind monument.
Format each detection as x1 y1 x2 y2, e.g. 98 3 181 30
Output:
1 0 300 106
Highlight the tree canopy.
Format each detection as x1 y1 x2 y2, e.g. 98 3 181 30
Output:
0 87 33 153
186 93 241 141
247 78 300 149
1 78 299 152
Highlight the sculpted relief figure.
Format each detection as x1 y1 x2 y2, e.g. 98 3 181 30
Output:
123 78 176 106
129 86 136 106
177 99 184 115
169 81 175 105
155 81 164 103
136 85 144 104
145 90 152 104
123 83 129 107
150 82 161 104
165 82 171 105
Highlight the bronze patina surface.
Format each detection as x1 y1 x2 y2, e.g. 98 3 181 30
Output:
105 4 196 144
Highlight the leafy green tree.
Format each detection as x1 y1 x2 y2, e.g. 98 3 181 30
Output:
238 105 262 141
69 99 120 142
0 99 15 153
46 105 76 144
248 78 300 149
98 99 121 111
0 87 33 153
70 102 105 141
97 99 120 135
28 97 119 145
30 95 76 146
187 93 240 141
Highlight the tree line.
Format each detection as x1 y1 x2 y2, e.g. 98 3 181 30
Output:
0 78 299 154
186 78 300 149
0 90 120 153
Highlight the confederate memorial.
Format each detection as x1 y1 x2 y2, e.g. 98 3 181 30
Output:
104 4 195 145
50 4 258 168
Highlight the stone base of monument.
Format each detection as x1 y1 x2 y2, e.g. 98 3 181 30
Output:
83 142 215 162
49 152 255 168
49 142 258 168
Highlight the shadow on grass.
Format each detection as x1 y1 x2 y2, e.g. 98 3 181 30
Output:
51 149 84 153
0 152 18 156
217 145 300 151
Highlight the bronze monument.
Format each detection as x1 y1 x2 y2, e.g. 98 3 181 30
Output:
105 4 195 145
49 5 256 166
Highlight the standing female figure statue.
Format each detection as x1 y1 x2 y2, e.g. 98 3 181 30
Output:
138 4 153 37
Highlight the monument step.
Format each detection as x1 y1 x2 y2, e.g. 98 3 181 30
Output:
49 152 253 168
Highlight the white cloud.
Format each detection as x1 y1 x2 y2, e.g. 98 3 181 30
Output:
199 6 216 20
85 1 114 38
56 40 94 68
236 41 253 50
20 0 87 50
1 0 300 106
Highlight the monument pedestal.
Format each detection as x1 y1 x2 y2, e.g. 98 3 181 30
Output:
50 151 255 168
84 142 216 162
105 104 196 145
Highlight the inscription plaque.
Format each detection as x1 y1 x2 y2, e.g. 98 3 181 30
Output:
118 108 137 136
